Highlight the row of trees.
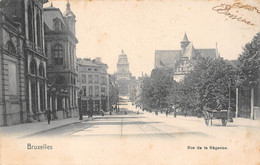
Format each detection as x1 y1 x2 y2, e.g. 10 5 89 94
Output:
140 32 260 116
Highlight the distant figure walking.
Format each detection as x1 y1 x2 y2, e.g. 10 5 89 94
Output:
45 110 52 124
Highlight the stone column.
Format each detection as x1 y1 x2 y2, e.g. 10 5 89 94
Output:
62 97 65 109
37 80 41 112
28 79 33 115
54 96 58 111
45 82 48 111
251 87 254 120
236 87 239 118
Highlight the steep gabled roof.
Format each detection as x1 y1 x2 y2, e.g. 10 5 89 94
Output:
183 43 196 59
195 49 217 59
181 33 189 43
154 50 182 68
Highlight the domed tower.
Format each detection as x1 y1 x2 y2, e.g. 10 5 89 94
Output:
63 0 76 35
116 50 132 96
180 33 190 55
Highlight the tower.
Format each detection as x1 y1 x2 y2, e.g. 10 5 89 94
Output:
63 0 76 35
180 33 190 54
116 50 132 96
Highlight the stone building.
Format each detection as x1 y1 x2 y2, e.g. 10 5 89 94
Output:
76 58 109 115
0 0 48 126
43 2 78 119
155 33 219 82
115 50 132 96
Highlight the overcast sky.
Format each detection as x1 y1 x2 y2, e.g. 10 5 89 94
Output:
45 0 260 77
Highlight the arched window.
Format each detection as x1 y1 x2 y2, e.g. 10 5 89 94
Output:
30 59 37 75
36 12 41 47
39 63 45 77
28 2 34 42
55 75 66 84
7 40 16 54
54 44 63 65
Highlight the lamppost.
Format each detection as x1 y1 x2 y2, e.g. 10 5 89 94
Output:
89 98 93 117
79 89 83 120
228 77 233 122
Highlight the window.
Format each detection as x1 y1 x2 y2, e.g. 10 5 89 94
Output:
88 75 93 83
55 75 66 84
101 87 105 93
89 86 93 97
94 75 99 83
95 86 99 96
82 86 86 96
39 63 44 77
54 44 63 65
7 40 16 54
101 77 106 84
82 74 86 83
30 59 37 75
54 20 61 31
28 3 34 42
36 12 41 47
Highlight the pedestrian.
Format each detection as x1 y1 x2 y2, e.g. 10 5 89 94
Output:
172 105 177 118
45 110 52 124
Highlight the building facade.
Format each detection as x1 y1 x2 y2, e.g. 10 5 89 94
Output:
0 0 48 126
77 58 109 115
155 33 219 82
115 50 132 96
43 2 78 119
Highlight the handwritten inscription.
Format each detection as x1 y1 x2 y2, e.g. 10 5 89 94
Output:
212 2 260 26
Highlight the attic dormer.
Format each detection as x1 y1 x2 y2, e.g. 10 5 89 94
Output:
53 18 62 31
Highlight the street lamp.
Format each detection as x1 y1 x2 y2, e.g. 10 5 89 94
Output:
79 89 83 120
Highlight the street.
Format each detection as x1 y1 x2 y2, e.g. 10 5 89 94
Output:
32 101 260 143
1 101 260 165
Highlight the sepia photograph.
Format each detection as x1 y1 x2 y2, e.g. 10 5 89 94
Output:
0 0 260 164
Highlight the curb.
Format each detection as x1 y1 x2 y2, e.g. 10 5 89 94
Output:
21 117 96 138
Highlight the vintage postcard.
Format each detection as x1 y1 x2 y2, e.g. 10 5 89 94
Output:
0 0 260 164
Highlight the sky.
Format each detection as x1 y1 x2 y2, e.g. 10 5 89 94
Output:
44 0 260 77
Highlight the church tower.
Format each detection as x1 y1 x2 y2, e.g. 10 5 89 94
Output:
180 33 190 54
116 50 132 96
63 0 76 35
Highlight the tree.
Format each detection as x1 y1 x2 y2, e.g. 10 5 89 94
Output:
173 57 236 115
141 68 173 110
237 32 260 87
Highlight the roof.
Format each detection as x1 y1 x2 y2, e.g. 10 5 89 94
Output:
154 50 182 68
63 2 75 17
43 6 66 31
181 33 189 42
183 43 196 59
195 49 217 59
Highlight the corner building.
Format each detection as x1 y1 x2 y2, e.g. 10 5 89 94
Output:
0 0 48 125
43 2 78 119
77 58 109 115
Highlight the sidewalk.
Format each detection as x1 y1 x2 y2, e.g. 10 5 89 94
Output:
0 116 94 138
132 104 260 129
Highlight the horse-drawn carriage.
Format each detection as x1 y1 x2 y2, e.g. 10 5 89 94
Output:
203 109 228 126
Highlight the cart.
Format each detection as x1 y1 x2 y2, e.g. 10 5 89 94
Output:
203 110 228 126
